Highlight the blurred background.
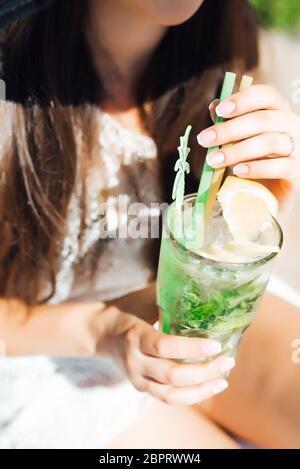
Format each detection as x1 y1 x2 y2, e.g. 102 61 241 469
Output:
251 0 300 31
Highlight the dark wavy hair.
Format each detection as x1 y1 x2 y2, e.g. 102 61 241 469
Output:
0 0 258 304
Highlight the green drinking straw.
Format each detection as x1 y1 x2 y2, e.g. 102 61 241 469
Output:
195 72 236 238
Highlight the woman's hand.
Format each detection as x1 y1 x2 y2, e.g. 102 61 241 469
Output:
197 84 300 182
114 311 235 405
2 298 235 405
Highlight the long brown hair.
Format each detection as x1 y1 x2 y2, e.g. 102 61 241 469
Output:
0 0 258 304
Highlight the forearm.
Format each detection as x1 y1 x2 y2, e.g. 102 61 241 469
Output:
0 298 129 358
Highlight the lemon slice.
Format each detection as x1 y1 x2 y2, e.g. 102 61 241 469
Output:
197 241 279 264
217 176 278 241
197 245 252 263
221 241 280 257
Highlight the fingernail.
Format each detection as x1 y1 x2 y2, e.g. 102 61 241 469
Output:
197 129 217 146
207 151 225 167
212 379 228 395
219 357 235 374
202 341 222 355
216 100 236 117
233 164 249 176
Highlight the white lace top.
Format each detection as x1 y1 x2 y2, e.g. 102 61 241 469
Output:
50 111 162 304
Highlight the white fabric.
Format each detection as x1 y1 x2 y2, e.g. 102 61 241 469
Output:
0 357 151 449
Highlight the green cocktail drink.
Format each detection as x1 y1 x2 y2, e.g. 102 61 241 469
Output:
157 194 283 360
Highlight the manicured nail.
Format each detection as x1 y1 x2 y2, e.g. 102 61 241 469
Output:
207 151 225 167
219 357 235 374
197 129 217 146
212 380 228 395
202 341 222 355
216 100 236 117
233 164 249 176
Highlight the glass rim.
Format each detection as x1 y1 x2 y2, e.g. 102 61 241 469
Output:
165 193 283 269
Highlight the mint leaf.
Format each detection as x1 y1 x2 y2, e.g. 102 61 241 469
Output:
177 278 265 333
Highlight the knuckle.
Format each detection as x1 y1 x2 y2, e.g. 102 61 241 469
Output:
124 350 136 371
217 125 227 143
163 390 176 405
126 327 137 346
243 137 257 156
259 84 278 102
105 305 119 316
154 336 167 356
263 133 279 153
263 110 273 126
137 380 148 393
166 366 179 386
259 110 274 129
132 377 147 393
